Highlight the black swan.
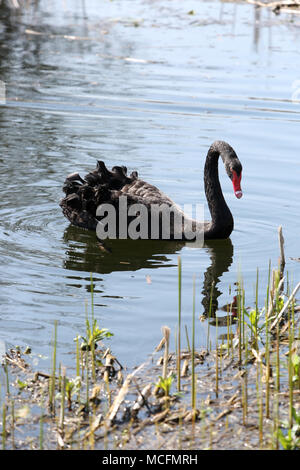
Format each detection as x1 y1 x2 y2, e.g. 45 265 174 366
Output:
60 140 242 240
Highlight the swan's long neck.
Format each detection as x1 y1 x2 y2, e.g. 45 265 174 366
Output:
204 143 234 238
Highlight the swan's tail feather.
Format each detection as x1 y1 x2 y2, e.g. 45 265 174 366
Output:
60 160 138 230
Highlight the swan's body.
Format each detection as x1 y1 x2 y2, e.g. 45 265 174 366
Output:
60 141 242 240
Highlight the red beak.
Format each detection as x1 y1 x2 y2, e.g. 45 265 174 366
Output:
232 170 242 199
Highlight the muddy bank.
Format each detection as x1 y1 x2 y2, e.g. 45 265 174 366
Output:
1 290 300 450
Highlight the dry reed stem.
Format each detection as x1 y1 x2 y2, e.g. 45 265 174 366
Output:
131 384 152 416
278 226 285 278
162 326 170 380
104 330 169 427
270 282 300 331
246 0 300 7
266 274 285 322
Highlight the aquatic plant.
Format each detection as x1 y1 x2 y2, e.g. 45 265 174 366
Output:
74 320 113 351
155 374 176 398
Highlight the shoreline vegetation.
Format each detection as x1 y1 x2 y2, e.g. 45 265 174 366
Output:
2 0 300 15
245 0 300 16
1 228 300 450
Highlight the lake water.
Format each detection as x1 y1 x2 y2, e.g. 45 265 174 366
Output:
0 0 299 371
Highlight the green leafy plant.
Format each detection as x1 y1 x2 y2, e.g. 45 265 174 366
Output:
278 408 300 450
56 376 81 411
292 407 300 432
17 380 28 391
277 428 300 450
74 318 113 351
65 376 81 410
291 353 300 383
156 373 176 397
244 307 265 340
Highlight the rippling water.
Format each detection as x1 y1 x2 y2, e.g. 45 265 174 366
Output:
0 0 300 368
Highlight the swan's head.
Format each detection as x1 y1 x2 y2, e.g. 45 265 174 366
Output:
226 162 243 199
207 141 243 199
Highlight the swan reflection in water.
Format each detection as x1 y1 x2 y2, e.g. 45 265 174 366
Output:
62 225 234 319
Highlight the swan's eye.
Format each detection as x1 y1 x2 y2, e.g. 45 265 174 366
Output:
231 170 243 199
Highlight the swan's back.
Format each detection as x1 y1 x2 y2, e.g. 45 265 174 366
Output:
60 161 175 231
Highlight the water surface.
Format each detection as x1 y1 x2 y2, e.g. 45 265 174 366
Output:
0 0 300 369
